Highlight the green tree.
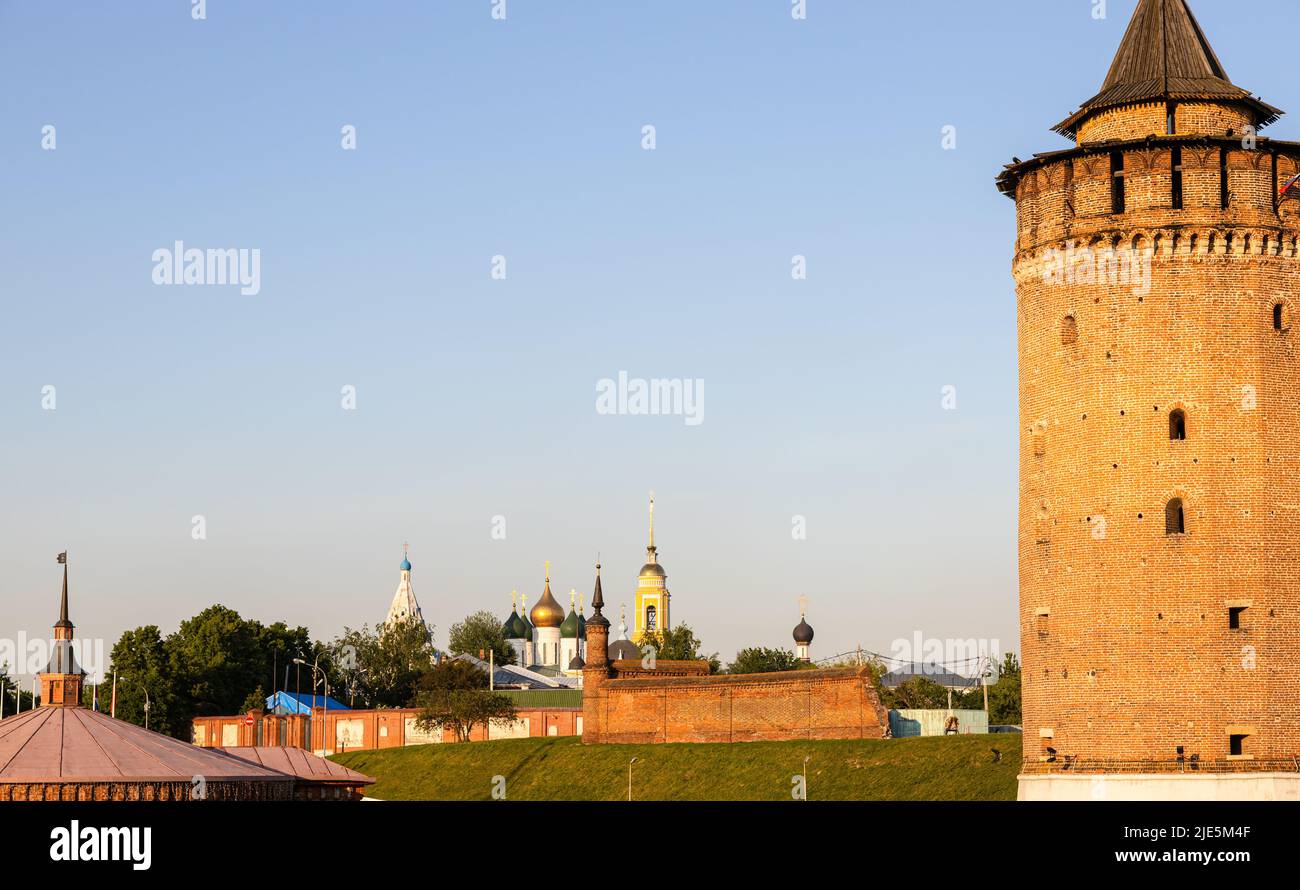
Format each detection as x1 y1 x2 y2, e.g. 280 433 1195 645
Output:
636 623 721 673
728 646 803 675
329 616 435 709
985 653 1021 725
823 654 890 687
414 658 517 743
0 662 35 716
257 621 316 702
943 654 1021 725
108 626 176 734
447 610 515 665
880 675 953 710
108 608 318 738
240 685 268 713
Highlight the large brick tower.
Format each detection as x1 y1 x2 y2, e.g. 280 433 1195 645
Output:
999 0 1300 800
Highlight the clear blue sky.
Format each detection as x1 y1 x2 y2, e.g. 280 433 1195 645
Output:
2 1 1293 679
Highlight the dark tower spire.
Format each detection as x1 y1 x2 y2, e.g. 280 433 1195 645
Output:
588 562 609 628
55 551 71 630
1054 0 1280 139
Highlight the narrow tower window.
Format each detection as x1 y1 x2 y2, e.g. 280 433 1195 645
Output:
1273 302 1288 331
1171 146 1183 210
644 604 657 631
1228 606 1246 630
1061 315 1078 345
1111 151 1126 214
1169 409 1187 441
1165 498 1185 535
1229 734 1248 756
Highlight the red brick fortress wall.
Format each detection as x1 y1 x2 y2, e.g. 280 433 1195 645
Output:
584 667 888 744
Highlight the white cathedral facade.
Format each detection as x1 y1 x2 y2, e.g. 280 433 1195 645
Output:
500 563 588 677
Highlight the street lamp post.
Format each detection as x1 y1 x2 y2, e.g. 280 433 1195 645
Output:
802 756 811 801
316 661 327 754
289 660 306 748
295 657 330 755
118 676 151 730
347 667 369 709
628 757 638 801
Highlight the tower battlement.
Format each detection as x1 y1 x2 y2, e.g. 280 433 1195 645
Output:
1004 140 1300 260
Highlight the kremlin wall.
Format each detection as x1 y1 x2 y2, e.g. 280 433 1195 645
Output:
586 667 888 745
579 562 889 745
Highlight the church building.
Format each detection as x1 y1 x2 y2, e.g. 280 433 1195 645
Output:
385 544 426 630
499 496 684 679
633 492 670 641
502 565 588 678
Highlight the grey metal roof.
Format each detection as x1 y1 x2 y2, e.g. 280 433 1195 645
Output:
880 665 979 690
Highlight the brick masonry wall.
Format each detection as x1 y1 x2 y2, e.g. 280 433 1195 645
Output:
583 668 889 745
0 780 292 801
1010 104 1300 767
1077 103 1253 144
192 705 581 754
1079 102 1168 143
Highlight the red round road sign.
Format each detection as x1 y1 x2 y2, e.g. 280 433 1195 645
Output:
243 715 254 726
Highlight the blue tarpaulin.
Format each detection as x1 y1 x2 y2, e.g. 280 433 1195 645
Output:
267 690 350 715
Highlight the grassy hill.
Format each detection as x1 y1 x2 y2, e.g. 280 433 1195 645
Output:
333 734 1020 801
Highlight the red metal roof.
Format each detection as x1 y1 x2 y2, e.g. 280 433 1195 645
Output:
216 747 374 786
0 708 292 785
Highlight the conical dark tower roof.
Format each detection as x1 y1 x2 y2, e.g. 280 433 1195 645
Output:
587 563 609 629
1054 0 1280 138
54 555 72 630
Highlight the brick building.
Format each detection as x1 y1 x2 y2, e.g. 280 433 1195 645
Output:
998 0 1300 799
580 563 888 744
192 689 583 756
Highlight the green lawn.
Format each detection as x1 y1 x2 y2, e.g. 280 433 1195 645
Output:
333 734 1020 801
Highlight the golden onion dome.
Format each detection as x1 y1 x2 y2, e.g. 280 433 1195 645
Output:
530 580 565 628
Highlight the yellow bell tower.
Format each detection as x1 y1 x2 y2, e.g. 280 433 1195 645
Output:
633 491 669 642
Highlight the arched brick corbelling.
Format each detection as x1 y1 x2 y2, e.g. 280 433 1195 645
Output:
1132 148 1165 173
1079 154 1109 178
1045 164 1070 188
1246 150 1273 172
